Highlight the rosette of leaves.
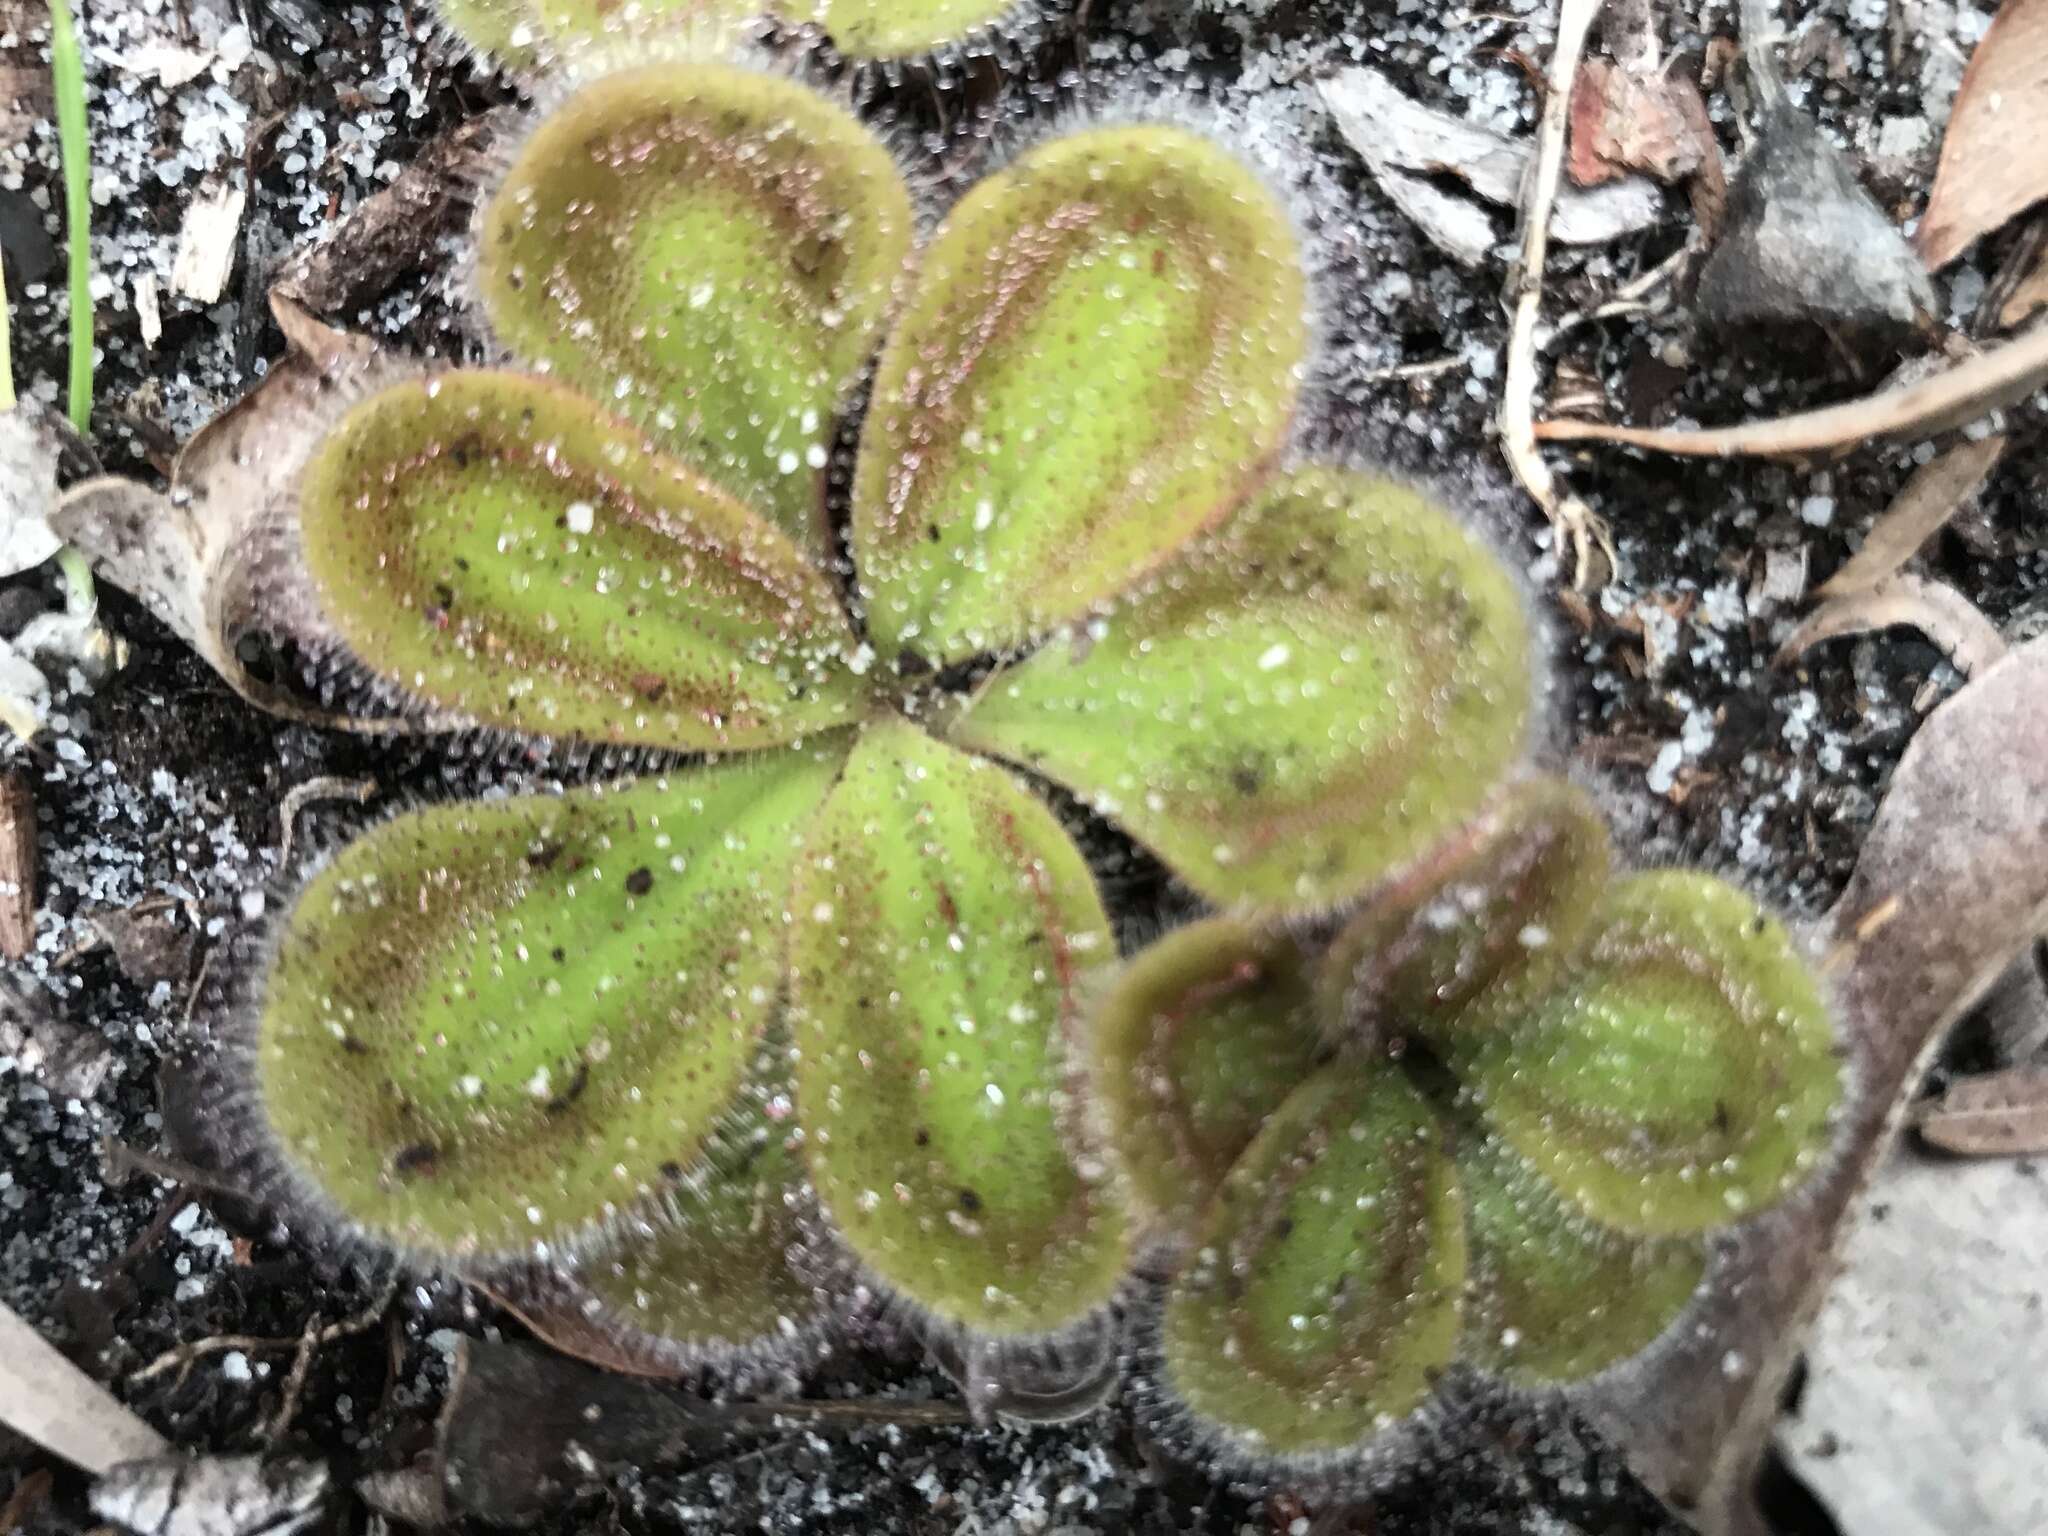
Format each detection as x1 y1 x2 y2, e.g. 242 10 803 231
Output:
234 58 1537 1384
438 0 1029 65
1094 779 1843 1469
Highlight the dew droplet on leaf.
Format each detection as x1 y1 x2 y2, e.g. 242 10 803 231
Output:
1315 776 1611 1050
295 371 872 750
1458 1135 1705 1386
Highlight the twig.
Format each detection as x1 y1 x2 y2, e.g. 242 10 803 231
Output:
1496 0 1616 589
277 776 379 866
1359 354 1469 384
263 1272 401 1444
1540 244 1693 349
1535 320 2048 457
0 1300 169 1475
99 1137 248 1199
130 1332 300 1390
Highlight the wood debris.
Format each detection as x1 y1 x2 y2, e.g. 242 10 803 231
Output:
1916 1064 2048 1156
169 179 248 306
89 1454 329 1536
135 272 162 352
1816 434 2006 598
0 770 32 961
1535 318 2048 458
1318 65 1665 264
1568 56 1725 238
1496 0 1616 590
1776 573 2006 678
271 108 516 319
1916 0 2048 269
0 1299 168 1477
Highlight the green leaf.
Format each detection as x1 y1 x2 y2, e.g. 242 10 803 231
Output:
1455 872 1843 1237
296 370 872 751
475 62 915 554
1315 777 1611 1046
570 1043 828 1362
251 749 842 1262
435 0 540 61
798 0 1020 57
1459 1137 1704 1387
853 123 1305 666
1160 1064 1465 1458
1090 916 1323 1236
954 465 1533 914
789 719 1129 1336
524 0 757 56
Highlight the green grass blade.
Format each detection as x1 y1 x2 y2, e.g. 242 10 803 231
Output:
48 0 91 435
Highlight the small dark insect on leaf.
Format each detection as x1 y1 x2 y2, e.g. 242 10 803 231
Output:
544 1064 591 1117
391 1142 440 1178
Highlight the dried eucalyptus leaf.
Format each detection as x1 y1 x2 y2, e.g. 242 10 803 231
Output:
1589 633 2048 1536
1914 1064 2048 1156
1777 573 2007 678
0 404 64 578
1778 1150 2048 1536
1817 435 2006 599
1916 0 2048 269
48 297 407 735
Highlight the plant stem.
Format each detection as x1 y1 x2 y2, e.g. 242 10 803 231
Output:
46 0 95 614
48 0 92 435
0 281 15 411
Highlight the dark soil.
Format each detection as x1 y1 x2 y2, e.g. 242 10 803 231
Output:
3 2 2042 1533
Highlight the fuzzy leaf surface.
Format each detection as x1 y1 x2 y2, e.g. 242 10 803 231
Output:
437 0 538 60
1316 777 1611 1044
476 63 914 554
790 720 1128 1336
254 751 841 1260
296 371 870 751
1456 872 1842 1237
1459 1137 1704 1387
853 124 1305 665
570 1054 826 1361
1161 1064 1465 1457
800 0 1019 56
1090 916 1322 1236
955 466 1532 913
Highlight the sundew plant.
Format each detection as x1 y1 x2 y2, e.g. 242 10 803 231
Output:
1093 779 1842 1469
203 10 1850 1474
228 48 1535 1384
440 0 1033 64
